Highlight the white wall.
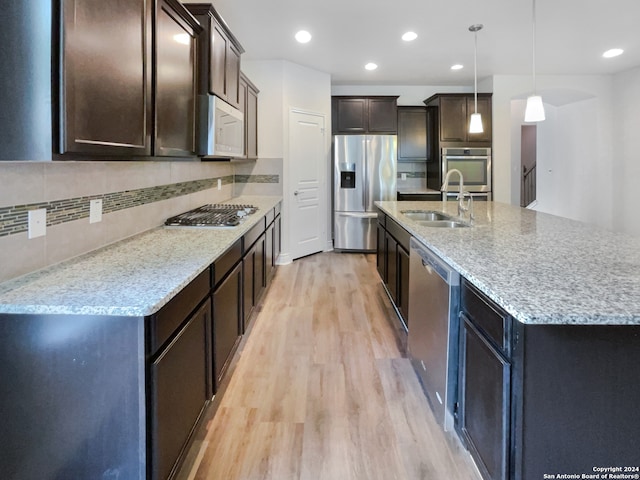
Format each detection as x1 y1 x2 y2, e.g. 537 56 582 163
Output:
242 60 332 261
241 61 285 159
491 74 615 230
612 66 640 237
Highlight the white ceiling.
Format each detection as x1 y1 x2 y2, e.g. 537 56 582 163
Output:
189 0 640 86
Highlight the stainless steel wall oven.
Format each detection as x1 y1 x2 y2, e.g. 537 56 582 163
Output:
441 147 491 196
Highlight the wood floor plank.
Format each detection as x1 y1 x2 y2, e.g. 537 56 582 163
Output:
177 252 481 480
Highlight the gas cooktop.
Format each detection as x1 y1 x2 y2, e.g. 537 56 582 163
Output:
164 204 257 228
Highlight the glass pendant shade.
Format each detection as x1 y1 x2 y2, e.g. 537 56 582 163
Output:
469 113 483 133
524 95 545 122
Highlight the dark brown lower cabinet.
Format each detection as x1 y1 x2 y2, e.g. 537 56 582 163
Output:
243 231 267 333
386 230 398 302
254 233 266 302
378 213 411 327
376 221 386 281
397 245 410 322
150 298 211 480
457 277 640 480
459 314 511 480
242 247 255 333
213 263 241 388
265 221 274 282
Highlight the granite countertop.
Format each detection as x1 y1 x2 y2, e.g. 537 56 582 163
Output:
376 200 640 326
0 196 282 317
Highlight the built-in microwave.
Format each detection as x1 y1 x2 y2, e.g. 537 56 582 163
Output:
197 95 244 158
441 147 491 193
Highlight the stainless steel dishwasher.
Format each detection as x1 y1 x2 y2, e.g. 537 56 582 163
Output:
408 238 460 431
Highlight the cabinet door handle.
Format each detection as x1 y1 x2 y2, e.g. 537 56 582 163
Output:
294 191 299 196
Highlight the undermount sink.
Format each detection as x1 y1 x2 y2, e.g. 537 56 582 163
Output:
401 210 450 221
400 210 471 228
417 219 470 228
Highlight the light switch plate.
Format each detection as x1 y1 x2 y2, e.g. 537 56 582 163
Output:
401 173 407 181
28 208 47 239
217 178 222 190
90 199 102 224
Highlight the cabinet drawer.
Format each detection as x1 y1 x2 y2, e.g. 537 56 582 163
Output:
386 217 411 252
377 210 386 228
274 201 281 216
213 239 242 287
461 279 510 355
243 217 266 252
149 268 210 354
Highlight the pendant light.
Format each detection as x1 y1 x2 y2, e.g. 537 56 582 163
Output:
468 24 483 134
524 0 545 122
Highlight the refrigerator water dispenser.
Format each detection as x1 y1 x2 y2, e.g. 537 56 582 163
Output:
341 171 356 188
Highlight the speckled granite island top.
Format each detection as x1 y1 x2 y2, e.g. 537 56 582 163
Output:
376 200 640 325
0 196 282 317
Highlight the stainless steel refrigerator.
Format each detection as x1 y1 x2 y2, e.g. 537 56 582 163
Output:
333 135 397 251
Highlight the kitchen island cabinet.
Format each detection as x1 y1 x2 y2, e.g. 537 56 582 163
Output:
375 200 640 480
0 196 282 480
458 279 512 480
376 210 410 328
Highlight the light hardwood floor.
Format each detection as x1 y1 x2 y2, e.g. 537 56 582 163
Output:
177 252 481 480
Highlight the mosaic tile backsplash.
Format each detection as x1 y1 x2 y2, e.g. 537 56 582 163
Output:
0 174 277 238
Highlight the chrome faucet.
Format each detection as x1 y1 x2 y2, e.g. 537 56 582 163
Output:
441 168 474 221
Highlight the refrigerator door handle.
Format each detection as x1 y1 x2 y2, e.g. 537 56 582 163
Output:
362 137 368 210
336 212 378 219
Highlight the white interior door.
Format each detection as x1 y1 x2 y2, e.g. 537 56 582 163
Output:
289 109 326 260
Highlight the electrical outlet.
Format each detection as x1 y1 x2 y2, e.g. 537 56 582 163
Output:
217 178 222 190
28 208 47 239
90 199 102 224
401 173 407 181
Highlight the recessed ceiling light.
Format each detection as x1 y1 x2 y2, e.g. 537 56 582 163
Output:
365 63 378 71
602 48 624 58
295 30 312 44
402 31 418 42
451 64 464 70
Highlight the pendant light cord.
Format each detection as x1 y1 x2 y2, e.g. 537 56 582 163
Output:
532 0 537 94
474 29 478 113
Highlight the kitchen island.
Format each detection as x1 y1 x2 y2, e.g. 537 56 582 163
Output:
0 195 281 480
376 200 640 480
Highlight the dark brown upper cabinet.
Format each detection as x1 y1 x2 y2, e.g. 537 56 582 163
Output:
155 0 201 157
332 96 398 134
59 0 153 156
240 72 259 159
185 4 245 109
59 0 201 158
397 106 427 162
424 93 492 146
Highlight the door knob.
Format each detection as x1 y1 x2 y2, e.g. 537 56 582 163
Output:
294 191 299 196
